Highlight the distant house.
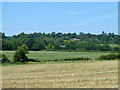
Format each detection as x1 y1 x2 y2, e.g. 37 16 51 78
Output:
72 38 80 41
60 45 66 48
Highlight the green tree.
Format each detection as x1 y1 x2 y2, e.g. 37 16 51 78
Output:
13 44 29 63
32 42 45 51
2 40 13 50
25 38 35 50
100 44 111 51
54 42 60 50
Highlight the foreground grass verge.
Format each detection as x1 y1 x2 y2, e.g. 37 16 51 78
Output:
2 60 118 88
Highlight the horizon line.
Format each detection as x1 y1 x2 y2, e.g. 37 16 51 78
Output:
1 31 118 37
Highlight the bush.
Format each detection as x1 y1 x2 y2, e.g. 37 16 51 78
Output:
116 53 120 59
13 51 28 63
113 47 119 51
1 54 10 63
13 44 29 63
43 57 92 62
100 44 112 51
98 53 118 60
61 57 91 61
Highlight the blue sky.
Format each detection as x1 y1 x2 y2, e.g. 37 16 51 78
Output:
2 2 118 36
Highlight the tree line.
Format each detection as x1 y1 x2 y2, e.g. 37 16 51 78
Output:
1 31 119 51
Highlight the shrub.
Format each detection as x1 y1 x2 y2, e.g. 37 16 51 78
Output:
45 57 91 62
13 44 29 63
98 53 118 60
13 51 28 63
1 54 10 63
61 57 91 61
113 47 119 51
116 53 120 59
100 44 112 51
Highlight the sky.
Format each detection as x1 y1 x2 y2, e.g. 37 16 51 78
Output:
2 2 118 36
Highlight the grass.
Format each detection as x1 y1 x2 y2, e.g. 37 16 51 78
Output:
2 51 112 62
100 44 118 47
2 60 118 88
109 44 118 47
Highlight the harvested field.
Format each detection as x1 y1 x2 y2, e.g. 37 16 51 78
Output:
2 60 118 88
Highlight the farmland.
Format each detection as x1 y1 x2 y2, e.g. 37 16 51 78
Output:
2 51 118 88
2 51 112 62
2 60 118 88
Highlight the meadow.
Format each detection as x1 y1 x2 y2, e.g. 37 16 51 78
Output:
2 51 112 62
2 51 118 88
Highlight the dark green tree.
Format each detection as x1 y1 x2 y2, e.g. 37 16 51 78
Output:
25 38 35 50
100 44 111 51
13 44 29 63
54 42 60 50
